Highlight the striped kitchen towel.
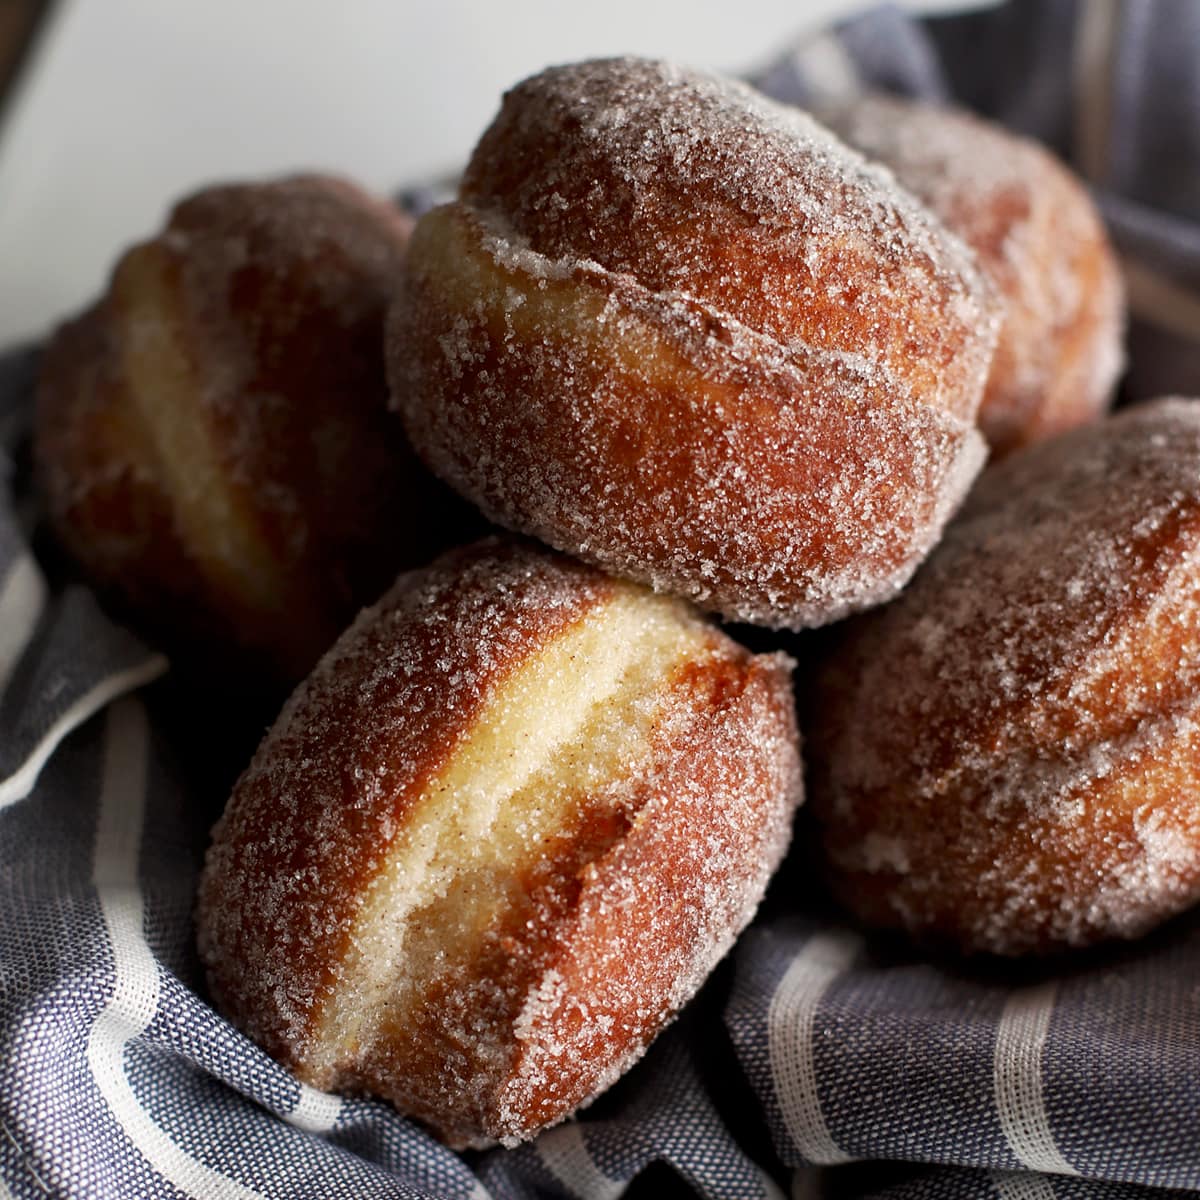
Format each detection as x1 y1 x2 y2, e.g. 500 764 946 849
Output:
5 2 1200 1197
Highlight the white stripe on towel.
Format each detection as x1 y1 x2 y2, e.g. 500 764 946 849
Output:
993 981 1076 1175
0 553 46 695
536 1123 624 1200
0 654 167 809
86 698 265 1200
990 1168 1059 1200
1072 0 1120 181
768 931 862 1165
284 1084 343 1134
1122 257 1200 343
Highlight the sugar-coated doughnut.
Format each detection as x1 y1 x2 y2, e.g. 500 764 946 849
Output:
823 94 1125 456
36 175 470 683
807 400 1200 956
390 57 1000 630
196 537 802 1147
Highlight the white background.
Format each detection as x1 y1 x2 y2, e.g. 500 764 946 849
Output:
0 0 986 345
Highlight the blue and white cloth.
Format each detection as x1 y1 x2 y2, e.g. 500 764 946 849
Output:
5 2 1200 1196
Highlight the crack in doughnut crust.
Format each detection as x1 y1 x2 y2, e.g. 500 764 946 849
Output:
390 57 1000 629
36 175 465 683
196 538 803 1147
822 94 1125 457
807 400 1200 956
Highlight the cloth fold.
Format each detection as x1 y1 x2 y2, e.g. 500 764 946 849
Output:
5 2 1200 1196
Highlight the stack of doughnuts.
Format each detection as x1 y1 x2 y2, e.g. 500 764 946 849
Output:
37 52 1172 1150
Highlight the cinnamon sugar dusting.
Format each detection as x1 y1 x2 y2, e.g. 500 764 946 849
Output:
810 400 1200 955
35 174 438 682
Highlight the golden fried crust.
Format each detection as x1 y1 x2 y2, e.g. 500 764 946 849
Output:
824 95 1125 456
392 58 998 629
197 537 802 1146
807 400 1200 956
36 174 464 683
487 650 799 1142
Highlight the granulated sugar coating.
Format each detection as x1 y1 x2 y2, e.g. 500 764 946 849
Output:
390 57 1000 629
196 537 803 1147
823 94 1125 457
807 399 1200 956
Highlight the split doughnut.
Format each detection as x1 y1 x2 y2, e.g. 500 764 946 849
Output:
390 57 1001 629
196 537 803 1146
36 174 467 684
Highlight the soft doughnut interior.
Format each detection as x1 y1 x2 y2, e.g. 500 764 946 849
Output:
415 205 690 393
415 201 936 414
110 243 285 612
306 586 712 1083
